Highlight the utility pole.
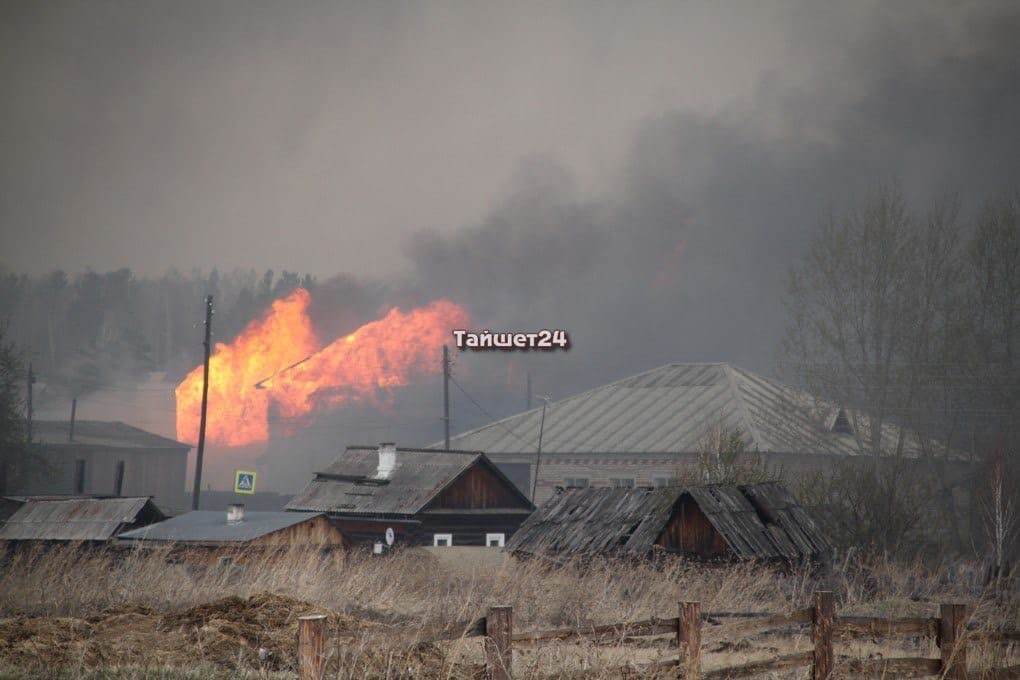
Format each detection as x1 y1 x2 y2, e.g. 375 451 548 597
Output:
191 295 213 511
531 395 550 503
442 344 451 449
69 397 77 441
526 371 532 411
26 362 34 443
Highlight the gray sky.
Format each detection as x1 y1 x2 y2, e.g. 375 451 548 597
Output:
1 1 807 276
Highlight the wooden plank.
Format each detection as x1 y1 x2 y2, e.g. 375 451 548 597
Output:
297 614 328 680
812 591 834 680
983 664 1020 680
939 603 968 680
485 606 513 680
835 615 938 637
703 651 813 679
843 656 942 677
423 616 487 643
680 601 702 680
970 629 1020 643
705 608 812 637
511 618 678 643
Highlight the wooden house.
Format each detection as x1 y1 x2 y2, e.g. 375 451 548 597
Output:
285 443 535 548
506 481 831 564
0 496 165 543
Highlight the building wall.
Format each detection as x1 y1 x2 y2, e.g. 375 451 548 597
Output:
250 514 348 548
491 451 975 505
655 496 729 558
12 445 188 509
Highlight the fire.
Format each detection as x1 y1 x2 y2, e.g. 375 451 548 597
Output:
175 289 470 447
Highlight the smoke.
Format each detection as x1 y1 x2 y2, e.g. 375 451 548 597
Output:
4 1 1020 490
404 0 1020 401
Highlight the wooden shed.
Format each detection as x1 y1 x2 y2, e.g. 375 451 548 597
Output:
286 443 535 548
116 506 347 551
506 481 831 564
0 496 165 543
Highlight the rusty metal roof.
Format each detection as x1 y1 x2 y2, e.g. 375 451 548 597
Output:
31 420 190 450
442 363 947 458
286 446 532 516
506 482 831 562
0 497 164 541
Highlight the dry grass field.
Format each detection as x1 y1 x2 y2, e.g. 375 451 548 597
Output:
0 545 1016 678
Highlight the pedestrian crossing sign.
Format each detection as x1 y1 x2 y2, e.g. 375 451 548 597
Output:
234 470 257 495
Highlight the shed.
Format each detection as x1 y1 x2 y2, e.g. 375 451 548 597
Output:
117 507 346 549
0 496 165 542
286 443 535 548
505 481 831 564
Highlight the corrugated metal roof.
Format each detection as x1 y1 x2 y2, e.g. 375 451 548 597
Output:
442 363 943 457
0 497 163 541
285 446 502 516
31 420 190 450
117 511 324 543
506 482 831 563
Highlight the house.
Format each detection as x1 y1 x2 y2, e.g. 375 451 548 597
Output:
285 443 535 548
441 362 968 504
117 504 346 555
11 420 191 510
506 481 832 564
0 496 165 543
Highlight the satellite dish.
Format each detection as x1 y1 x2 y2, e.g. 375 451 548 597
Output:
385 527 395 546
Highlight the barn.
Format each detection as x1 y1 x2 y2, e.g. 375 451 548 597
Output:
0 496 165 543
286 443 535 548
117 504 346 555
505 481 832 564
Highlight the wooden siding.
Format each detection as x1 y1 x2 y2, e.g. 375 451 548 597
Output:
249 514 348 548
656 496 729 558
427 462 530 510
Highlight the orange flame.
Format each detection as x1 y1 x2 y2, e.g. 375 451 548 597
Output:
175 289 469 447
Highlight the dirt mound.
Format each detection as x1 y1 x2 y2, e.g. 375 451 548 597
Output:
0 592 396 673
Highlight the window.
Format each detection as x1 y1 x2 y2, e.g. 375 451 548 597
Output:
652 477 674 488
564 478 589 488
433 533 453 547
485 533 505 548
610 478 635 488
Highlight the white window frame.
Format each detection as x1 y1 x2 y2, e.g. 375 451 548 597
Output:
433 533 453 547
485 533 506 548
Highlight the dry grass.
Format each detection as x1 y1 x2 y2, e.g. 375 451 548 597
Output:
0 543 1016 678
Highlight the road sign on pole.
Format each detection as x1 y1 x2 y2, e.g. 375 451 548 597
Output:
234 470 257 495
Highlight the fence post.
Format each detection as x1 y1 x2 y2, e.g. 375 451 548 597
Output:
485 605 513 680
679 601 702 680
812 591 834 680
939 603 968 680
298 614 328 680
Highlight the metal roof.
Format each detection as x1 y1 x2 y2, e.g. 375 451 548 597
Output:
506 482 831 562
442 363 943 457
0 497 164 541
117 511 325 543
31 420 190 450
286 446 530 516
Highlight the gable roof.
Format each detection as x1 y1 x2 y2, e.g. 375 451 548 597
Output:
32 420 190 450
0 497 164 541
442 363 946 458
285 446 533 516
505 482 831 562
117 511 325 544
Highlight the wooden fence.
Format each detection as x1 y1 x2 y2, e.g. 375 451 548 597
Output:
296 591 1020 679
